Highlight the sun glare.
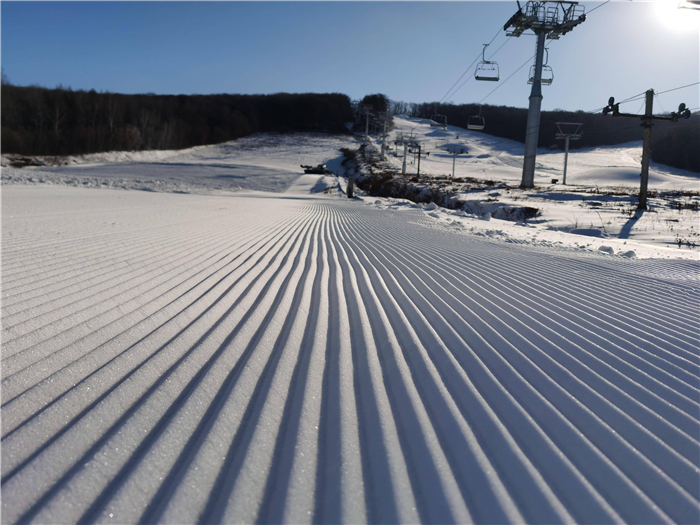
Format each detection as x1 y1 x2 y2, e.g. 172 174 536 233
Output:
651 0 700 31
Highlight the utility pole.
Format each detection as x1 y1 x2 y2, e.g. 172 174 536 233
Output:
504 1 586 188
555 122 582 184
603 90 691 209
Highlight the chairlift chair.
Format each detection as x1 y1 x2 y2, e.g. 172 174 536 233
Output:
467 116 485 131
467 106 485 131
475 44 500 82
430 113 447 129
528 48 553 85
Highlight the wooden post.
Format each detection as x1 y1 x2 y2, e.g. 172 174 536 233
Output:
347 176 354 198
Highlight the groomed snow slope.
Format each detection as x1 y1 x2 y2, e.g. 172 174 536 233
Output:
2 185 699 524
387 117 700 191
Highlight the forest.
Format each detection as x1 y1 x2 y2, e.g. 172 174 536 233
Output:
1 83 353 156
1 82 696 173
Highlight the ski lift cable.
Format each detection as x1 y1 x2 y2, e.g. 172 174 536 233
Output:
586 0 612 16
487 37 511 61
445 36 525 104
477 52 537 105
443 37 513 103
438 26 510 104
408 30 506 133
475 28 573 107
412 0 618 131
471 0 617 108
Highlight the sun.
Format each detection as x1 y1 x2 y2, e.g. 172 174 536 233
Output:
651 0 700 32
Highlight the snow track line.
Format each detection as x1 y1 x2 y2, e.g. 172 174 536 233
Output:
349 212 700 439
1 211 312 445
1 210 265 303
0 213 300 406
363 222 700 411
0 209 286 338
2 188 698 524
395 215 698 329
340 212 700 513
76 217 322 525
1 219 266 338
0 217 294 376
3 211 319 525
376 216 699 344
358 212 700 363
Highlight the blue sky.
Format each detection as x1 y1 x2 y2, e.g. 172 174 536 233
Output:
2 1 698 113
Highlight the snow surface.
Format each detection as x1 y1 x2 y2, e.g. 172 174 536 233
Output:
2 126 700 523
375 117 700 257
4 124 699 256
2 132 350 194
2 183 699 524
389 117 700 190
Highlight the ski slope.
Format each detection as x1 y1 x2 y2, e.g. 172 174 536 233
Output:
1 132 351 194
388 117 700 191
2 184 699 524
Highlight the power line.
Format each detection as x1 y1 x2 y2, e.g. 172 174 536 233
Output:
584 81 700 115
654 93 667 115
656 81 700 96
584 91 647 114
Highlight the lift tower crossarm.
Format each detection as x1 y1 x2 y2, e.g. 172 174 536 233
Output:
504 1 585 38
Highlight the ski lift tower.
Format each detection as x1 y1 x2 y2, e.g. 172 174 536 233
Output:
555 122 582 184
504 1 586 188
395 133 420 175
439 143 469 178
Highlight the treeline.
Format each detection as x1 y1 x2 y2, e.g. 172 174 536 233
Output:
1 83 353 156
394 101 699 173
